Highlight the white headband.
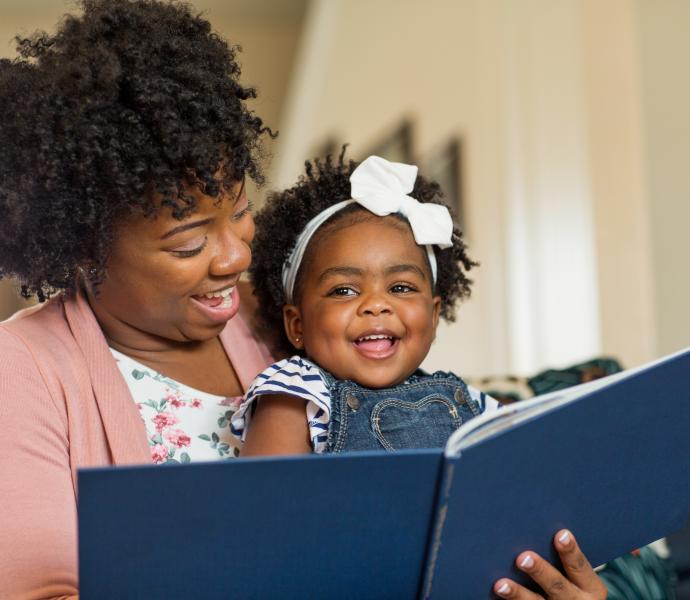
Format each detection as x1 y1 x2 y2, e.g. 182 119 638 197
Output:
281 155 454 303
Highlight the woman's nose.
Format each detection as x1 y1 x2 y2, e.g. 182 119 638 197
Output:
209 222 254 277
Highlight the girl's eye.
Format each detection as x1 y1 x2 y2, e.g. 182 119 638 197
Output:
232 199 254 222
390 283 417 294
329 286 358 297
170 236 208 258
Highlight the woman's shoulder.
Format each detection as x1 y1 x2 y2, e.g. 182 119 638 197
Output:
0 294 94 384
219 281 286 388
235 280 287 360
0 296 71 351
0 298 76 418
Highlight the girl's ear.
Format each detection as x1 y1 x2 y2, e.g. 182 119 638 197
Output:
283 304 304 350
431 296 442 339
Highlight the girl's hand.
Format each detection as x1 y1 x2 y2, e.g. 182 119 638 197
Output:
493 530 608 599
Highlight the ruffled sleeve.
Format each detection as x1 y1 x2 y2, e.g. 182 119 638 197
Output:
230 356 332 453
467 385 501 415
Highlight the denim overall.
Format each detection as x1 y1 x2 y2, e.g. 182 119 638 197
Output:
320 369 481 453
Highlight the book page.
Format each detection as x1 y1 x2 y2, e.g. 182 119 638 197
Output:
445 346 689 457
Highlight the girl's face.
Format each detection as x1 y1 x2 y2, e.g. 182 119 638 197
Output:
88 179 254 348
284 215 442 388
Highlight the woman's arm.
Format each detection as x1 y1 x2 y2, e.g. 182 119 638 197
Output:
240 394 312 456
494 529 607 600
0 330 80 599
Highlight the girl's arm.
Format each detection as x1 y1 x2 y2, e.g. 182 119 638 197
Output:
240 394 312 456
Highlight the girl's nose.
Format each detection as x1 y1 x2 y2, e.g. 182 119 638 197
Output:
358 291 393 316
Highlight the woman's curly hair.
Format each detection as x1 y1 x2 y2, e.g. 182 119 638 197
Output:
0 0 272 300
250 149 478 357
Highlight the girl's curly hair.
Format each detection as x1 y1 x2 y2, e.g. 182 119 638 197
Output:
0 0 273 300
250 149 478 357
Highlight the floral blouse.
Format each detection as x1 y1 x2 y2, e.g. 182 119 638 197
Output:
111 349 244 464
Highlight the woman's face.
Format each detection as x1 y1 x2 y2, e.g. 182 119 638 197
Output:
89 179 254 348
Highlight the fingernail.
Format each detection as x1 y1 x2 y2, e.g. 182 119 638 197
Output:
519 554 535 569
496 581 511 596
558 530 571 545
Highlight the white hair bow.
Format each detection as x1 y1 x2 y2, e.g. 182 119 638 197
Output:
350 155 453 248
281 155 454 303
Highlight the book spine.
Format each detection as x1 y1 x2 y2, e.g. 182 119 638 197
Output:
421 461 456 600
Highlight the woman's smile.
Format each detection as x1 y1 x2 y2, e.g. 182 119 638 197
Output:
190 284 241 323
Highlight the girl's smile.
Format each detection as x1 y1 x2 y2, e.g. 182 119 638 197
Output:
283 214 442 389
352 328 400 359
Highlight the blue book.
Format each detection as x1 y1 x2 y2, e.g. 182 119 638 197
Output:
78 347 690 599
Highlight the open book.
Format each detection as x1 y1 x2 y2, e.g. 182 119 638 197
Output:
421 345 690 598
446 353 669 455
79 347 690 599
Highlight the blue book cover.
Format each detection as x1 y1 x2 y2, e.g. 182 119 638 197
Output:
79 449 444 599
79 347 690 599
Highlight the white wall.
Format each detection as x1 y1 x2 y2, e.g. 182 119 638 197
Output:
636 0 690 357
495 1 601 374
581 0 657 369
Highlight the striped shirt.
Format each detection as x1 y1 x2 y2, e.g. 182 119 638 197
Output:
231 356 500 453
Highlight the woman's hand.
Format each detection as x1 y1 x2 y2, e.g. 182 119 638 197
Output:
493 530 608 599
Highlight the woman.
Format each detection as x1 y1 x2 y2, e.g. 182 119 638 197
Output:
0 1 276 597
0 1 607 598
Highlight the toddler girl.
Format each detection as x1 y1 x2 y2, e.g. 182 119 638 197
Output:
231 153 499 455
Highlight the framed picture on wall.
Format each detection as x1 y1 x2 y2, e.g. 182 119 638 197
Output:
422 137 464 234
362 119 415 164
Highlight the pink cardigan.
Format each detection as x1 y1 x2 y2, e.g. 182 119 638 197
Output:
0 290 273 599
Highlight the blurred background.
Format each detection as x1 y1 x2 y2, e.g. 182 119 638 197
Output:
1 0 689 380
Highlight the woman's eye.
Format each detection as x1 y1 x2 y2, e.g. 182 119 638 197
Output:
329 286 357 297
232 199 254 222
170 237 208 258
390 283 416 294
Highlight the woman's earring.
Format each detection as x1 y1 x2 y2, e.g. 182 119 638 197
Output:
295 337 301 344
